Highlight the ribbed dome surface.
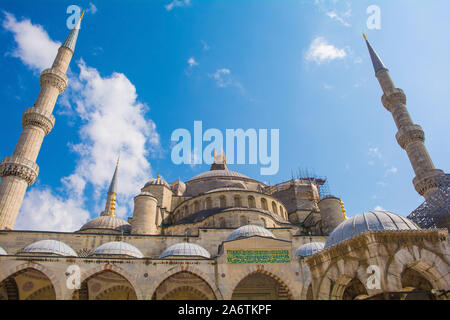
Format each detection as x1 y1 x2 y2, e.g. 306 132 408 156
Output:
0 246 7 255
189 169 251 181
325 211 420 248
22 240 77 257
92 241 143 258
295 242 325 258
144 177 170 188
160 242 211 259
79 216 131 233
226 225 276 241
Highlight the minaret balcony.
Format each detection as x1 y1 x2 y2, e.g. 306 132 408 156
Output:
381 88 406 111
22 107 55 135
395 125 425 149
0 155 39 186
40 68 68 93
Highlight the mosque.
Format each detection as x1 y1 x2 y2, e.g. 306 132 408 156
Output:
0 14 448 300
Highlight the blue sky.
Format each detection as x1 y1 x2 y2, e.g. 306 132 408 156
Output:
0 0 449 231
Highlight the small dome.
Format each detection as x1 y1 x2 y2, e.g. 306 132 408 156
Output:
0 246 7 255
295 242 325 258
144 176 170 188
325 210 420 248
79 215 131 233
160 242 211 259
226 225 276 242
22 240 77 257
91 241 143 258
135 191 156 198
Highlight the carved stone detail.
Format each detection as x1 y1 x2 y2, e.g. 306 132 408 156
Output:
413 170 446 196
22 107 55 135
40 68 68 94
395 125 425 149
0 155 39 186
381 89 406 111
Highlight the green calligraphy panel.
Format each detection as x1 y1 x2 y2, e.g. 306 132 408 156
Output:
226 249 290 264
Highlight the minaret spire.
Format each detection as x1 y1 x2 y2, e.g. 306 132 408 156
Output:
0 13 85 230
364 34 445 200
102 158 119 217
363 33 388 75
62 11 84 53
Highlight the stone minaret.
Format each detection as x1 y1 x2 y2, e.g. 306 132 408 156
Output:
364 34 445 199
102 159 119 217
0 13 84 230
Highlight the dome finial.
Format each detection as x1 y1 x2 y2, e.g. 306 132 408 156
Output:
157 172 161 180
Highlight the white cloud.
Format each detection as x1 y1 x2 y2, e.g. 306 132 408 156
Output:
385 166 398 175
305 37 346 65
67 59 160 199
187 57 198 67
201 40 210 51
210 68 232 87
377 181 388 188
374 205 385 211
86 2 98 14
325 9 351 27
5 13 160 230
16 187 90 232
165 0 191 11
368 147 382 159
2 12 60 72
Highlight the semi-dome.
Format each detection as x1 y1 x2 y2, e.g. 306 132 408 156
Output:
0 246 7 255
226 225 276 241
91 241 143 258
79 215 131 233
295 242 325 258
325 210 420 248
160 242 211 259
22 240 77 257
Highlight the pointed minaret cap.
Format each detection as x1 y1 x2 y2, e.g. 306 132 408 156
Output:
62 11 84 53
363 33 388 75
108 157 119 194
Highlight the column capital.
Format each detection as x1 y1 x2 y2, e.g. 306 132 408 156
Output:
381 89 406 111
0 155 39 186
22 107 55 135
40 68 68 94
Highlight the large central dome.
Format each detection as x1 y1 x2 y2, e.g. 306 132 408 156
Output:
189 169 251 181
183 151 264 196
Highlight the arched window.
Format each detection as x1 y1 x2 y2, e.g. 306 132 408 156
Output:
261 198 268 210
184 205 189 216
260 218 266 227
248 196 256 208
279 206 284 217
240 216 247 226
272 201 278 214
220 196 227 208
206 197 212 209
194 201 200 212
234 195 242 207
218 217 226 228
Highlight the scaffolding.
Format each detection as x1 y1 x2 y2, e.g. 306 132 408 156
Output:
408 174 450 230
